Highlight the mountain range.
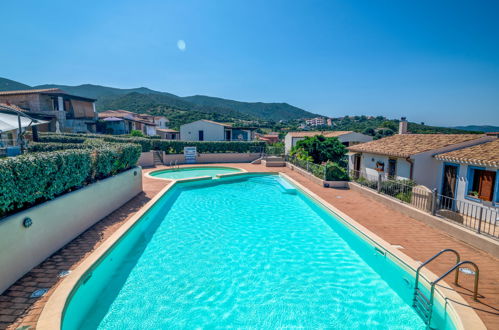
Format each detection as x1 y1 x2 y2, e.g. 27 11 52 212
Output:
0 77 316 122
451 125 499 133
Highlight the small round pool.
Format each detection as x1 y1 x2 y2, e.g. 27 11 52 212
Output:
150 166 243 180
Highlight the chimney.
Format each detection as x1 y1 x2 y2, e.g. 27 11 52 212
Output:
399 117 408 134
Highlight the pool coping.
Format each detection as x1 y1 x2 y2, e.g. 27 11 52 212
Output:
37 172 485 329
145 165 247 182
279 172 486 330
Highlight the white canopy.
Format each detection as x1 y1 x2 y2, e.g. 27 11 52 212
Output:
0 112 48 133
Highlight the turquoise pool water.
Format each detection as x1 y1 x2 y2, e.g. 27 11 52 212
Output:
150 166 242 179
64 175 455 329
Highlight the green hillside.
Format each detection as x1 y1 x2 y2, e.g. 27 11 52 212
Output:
0 77 31 91
452 125 499 133
30 79 317 121
326 116 481 139
184 95 315 121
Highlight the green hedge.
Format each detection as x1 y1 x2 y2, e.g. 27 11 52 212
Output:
0 144 141 217
152 140 265 154
38 135 87 144
38 133 152 152
28 142 95 152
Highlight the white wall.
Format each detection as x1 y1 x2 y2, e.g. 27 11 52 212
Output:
0 168 143 294
180 120 225 141
354 152 412 181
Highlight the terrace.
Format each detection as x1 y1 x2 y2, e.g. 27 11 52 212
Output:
0 163 498 329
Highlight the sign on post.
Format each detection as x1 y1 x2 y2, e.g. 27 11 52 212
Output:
184 147 197 164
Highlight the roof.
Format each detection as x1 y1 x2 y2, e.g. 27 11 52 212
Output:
0 88 61 96
198 119 232 127
286 131 353 138
98 110 156 125
435 139 499 167
0 103 27 113
181 119 256 130
348 134 486 158
0 88 96 102
102 117 124 122
157 128 179 133
98 110 136 118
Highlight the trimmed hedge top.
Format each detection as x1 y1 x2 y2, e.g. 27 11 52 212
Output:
38 133 266 154
0 143 141 217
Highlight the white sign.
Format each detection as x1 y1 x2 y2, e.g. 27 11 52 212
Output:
184 147 197 164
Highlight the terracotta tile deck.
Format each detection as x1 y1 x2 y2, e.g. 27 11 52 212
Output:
1 163 498 329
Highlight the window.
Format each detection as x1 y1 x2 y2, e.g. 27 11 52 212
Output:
198 130 204 141
467 168 496 202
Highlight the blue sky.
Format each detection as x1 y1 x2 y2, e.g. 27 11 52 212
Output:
1 0 498 126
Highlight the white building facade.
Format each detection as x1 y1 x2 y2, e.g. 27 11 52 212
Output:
180 120 255 142
348 134 494 189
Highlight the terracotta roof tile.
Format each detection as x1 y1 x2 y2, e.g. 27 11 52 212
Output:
156 128 179 133
348 134 485 158
435 139 499 167
0 88 62 96
0 103 27 112
287 131 353 138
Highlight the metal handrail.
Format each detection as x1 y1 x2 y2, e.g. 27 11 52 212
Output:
414 249 461 289
427 261 479 325
413 249 460 326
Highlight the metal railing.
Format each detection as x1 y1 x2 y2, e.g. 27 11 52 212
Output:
436 194 498 238
349 169 499 240
287 156 329 181
264 145 285 156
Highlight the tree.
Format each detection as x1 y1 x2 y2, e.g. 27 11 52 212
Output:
130 130 145 137
362 127 375 136
293 135 347 165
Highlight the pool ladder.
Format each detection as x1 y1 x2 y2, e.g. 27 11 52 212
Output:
412 249 479 328
168 160 179 169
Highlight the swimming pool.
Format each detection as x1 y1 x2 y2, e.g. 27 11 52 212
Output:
149 166 242 180
58 174 459 329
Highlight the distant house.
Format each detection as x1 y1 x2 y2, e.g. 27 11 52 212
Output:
135 114 169 129
180 120 256 141
284 131 372 154
156 128 180 140
434 136 499 205
305 117 325 126
98 110 158 136
256 132 280 144
347 133 494 189
0 88 97 133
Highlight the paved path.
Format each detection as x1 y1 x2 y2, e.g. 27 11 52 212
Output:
1 164 498 329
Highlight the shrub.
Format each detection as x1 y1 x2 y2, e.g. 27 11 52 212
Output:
38 135 86 144
38 133 152 152
28 142 94 152
152 140 265 154
0 150 92 216
324 162 349 181
130 130 145 137
0 144 141 217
